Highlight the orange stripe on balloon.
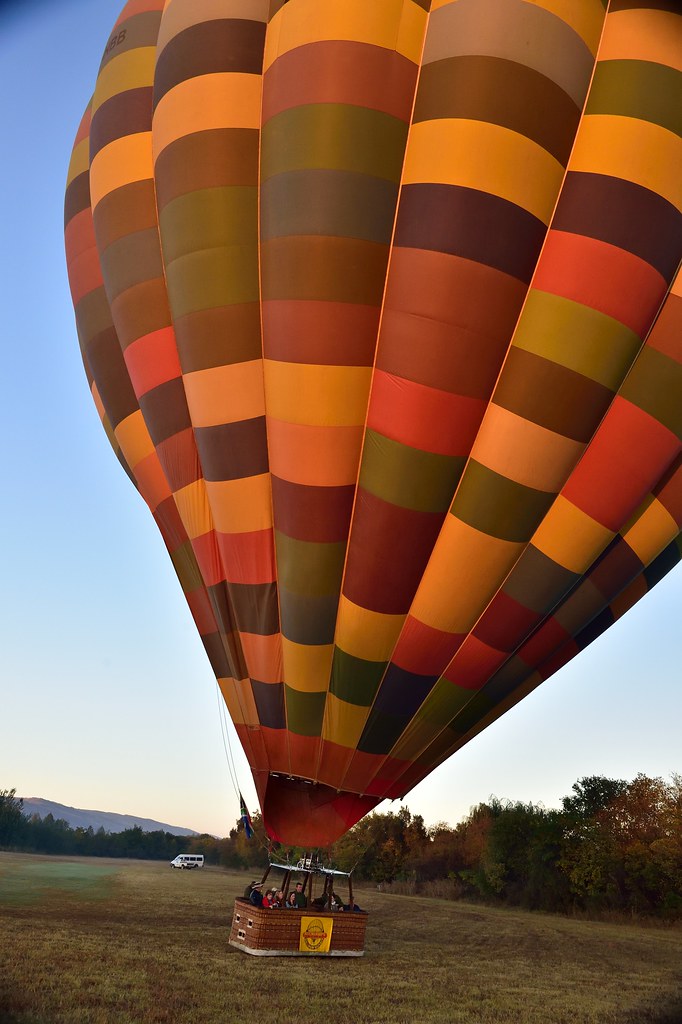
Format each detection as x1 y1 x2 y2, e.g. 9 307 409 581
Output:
532 231 667 337
561 397 680 532
367 370 485 457
68 248 104 305
216 528 277 585
124 326 182 397
64 209 96 267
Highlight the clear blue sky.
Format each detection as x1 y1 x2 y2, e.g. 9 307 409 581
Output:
1 0 679 839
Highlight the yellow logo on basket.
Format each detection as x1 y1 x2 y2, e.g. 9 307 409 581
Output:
299 916 333 953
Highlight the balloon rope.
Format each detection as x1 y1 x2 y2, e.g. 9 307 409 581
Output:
215 681 241 802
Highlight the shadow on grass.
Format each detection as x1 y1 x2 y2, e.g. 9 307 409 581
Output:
622 997 682 1024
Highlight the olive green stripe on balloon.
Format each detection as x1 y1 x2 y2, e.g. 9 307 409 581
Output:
159 187 258 263
275 532 346 598
620 346 682 438
359 430 465 514
260 169 399 244
260 105 409 182
154 130 260 210
164 245 260 318
170 539 205 591
512 291 642 390
100 227 165 300
285 687 326 737
330 648 386 708
453 460 556 544
586 61 682 137
279 588 339 647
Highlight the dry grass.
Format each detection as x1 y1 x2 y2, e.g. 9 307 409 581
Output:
0 852 681 1024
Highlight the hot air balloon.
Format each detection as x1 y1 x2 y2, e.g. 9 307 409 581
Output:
65 0 682 848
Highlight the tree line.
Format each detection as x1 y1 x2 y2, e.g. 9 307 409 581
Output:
2 773 680 918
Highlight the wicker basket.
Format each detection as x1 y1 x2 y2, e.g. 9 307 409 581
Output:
229 899 367 957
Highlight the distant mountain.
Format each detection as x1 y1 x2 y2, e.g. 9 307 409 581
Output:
20 798 199 837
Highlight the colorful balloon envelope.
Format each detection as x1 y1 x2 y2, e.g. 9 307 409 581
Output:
65 0 682 846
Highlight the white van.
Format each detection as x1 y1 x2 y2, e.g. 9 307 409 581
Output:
170 854 204 870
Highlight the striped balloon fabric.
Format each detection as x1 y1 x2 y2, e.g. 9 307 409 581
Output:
65 0 682 846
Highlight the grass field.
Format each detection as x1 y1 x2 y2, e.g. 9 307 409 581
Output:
1 852 681 1024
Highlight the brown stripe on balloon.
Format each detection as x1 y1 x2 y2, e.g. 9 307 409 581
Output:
153 20 266 108
260 170 399 245
110 278 172 349
194 419 270 481
86 325 140 428
261 41 419 123
587 537 646 599
73 288 115 353
89 88 153 159
586 60 682 137
64 172 91 227
414 55 580 166
609 0 679 9
154 130 260 209
99 10 162 71
173 304 262 372
376 250 528 395
552 173 682 281
394 184 546 283
209 582 280 638
155 430 202 492
343 496 446 615
138 376 192 444
619 346 682 437
455 462 556 544
91 180 158 250
494 347 616 443
99 228 165 300
271 478 354 544
260 236 390 304
495 545 580 616
262 302 380 366
279 591 339 646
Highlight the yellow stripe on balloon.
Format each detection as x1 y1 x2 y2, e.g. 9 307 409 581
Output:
402 119 564 225
570 115 682 214
335 597 404 663
205 475 274 534
183 361 266 428
531 495 615 574
263 362 372 426
114 409 155 467
322 694 369 748
173 480 213 539
411 518 523 634
282 638 333 694
152 73 262 159
624 498 678 565
89 133 154 209
264 0 428 73
91 47 156 115
66 137 89 188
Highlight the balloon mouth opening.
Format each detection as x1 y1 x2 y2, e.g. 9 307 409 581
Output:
262 774 380 847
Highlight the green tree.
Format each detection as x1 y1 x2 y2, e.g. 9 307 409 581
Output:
0 789 24 847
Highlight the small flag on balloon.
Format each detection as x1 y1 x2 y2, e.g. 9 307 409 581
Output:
240 792 254 839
